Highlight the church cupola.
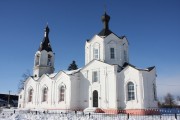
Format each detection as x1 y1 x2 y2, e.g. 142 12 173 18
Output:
38 25 52 52
102 12 110 30
85 12 129 66
33 25 55 78
98 12 113 36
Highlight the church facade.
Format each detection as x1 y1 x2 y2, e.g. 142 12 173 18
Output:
18 13 158 114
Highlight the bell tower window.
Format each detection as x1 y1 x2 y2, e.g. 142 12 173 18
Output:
47 55 51 66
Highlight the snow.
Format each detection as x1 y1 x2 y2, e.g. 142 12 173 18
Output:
0 108 179 120
47 73 57 78
63 68 81 75
46 68 81 78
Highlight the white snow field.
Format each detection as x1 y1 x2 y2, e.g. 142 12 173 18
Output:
0 108 179 120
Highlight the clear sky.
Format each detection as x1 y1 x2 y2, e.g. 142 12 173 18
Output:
0 0 179 98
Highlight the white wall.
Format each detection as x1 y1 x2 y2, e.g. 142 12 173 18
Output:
141 69 158 108
81 60 118 109
85 34 129 66
18 90 24 108
117 66 158 110
21 71 82 110
20 63 157 111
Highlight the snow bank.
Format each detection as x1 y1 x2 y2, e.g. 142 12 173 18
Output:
0 108 179 120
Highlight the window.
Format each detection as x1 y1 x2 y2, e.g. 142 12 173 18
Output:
124 51 127 61
110 48 115 59
127 82 135 100
93 49 99 59
42 87 48 102
92 71 98 82
153 83 157 100
28 89 33 102
20 95 22 99
59 86 65 101
47 55 51 66
35 55 40 66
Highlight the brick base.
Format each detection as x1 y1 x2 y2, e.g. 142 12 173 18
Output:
95 109 160 115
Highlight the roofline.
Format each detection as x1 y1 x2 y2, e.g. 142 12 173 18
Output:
122 62 155 72
80 59 113 71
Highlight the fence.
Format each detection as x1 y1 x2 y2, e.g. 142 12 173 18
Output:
0 108 180 120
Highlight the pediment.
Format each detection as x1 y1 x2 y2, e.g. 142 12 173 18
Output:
81 60 113 71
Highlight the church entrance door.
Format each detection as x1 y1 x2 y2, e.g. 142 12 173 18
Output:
93 90 98 107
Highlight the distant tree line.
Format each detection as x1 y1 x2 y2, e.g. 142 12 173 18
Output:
158 93 180 108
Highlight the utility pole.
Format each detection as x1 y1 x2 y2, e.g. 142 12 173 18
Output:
7 90 11 108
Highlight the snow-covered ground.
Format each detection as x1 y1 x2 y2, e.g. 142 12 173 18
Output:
0 108 179 120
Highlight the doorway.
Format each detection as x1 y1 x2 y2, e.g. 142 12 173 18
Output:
93 90 98 107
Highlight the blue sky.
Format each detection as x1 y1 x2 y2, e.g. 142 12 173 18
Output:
0 0 179 98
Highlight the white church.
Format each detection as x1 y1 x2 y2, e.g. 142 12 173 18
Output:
18 12 158 114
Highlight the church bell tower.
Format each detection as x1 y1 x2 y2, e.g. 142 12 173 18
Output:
33 25 55 78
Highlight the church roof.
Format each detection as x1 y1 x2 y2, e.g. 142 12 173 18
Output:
122 62 155 72
97 12 126 40
98 29 113 37
38 25 53 52
47 73 57 78
45 68 81 79
63 68 81 75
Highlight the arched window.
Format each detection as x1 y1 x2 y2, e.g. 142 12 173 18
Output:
28 89 33 102
93 43 100 60
93 48 99 59
59 86 65 101
110 48 115 59
42 87 48 102
47 55 51 66
127 82 135 100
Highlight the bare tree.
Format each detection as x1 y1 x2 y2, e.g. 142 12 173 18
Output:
163 93 176 108
177 96 180 101
18 70 31 93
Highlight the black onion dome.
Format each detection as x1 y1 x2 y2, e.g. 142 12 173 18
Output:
98 12 112 36
38 25 53 52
